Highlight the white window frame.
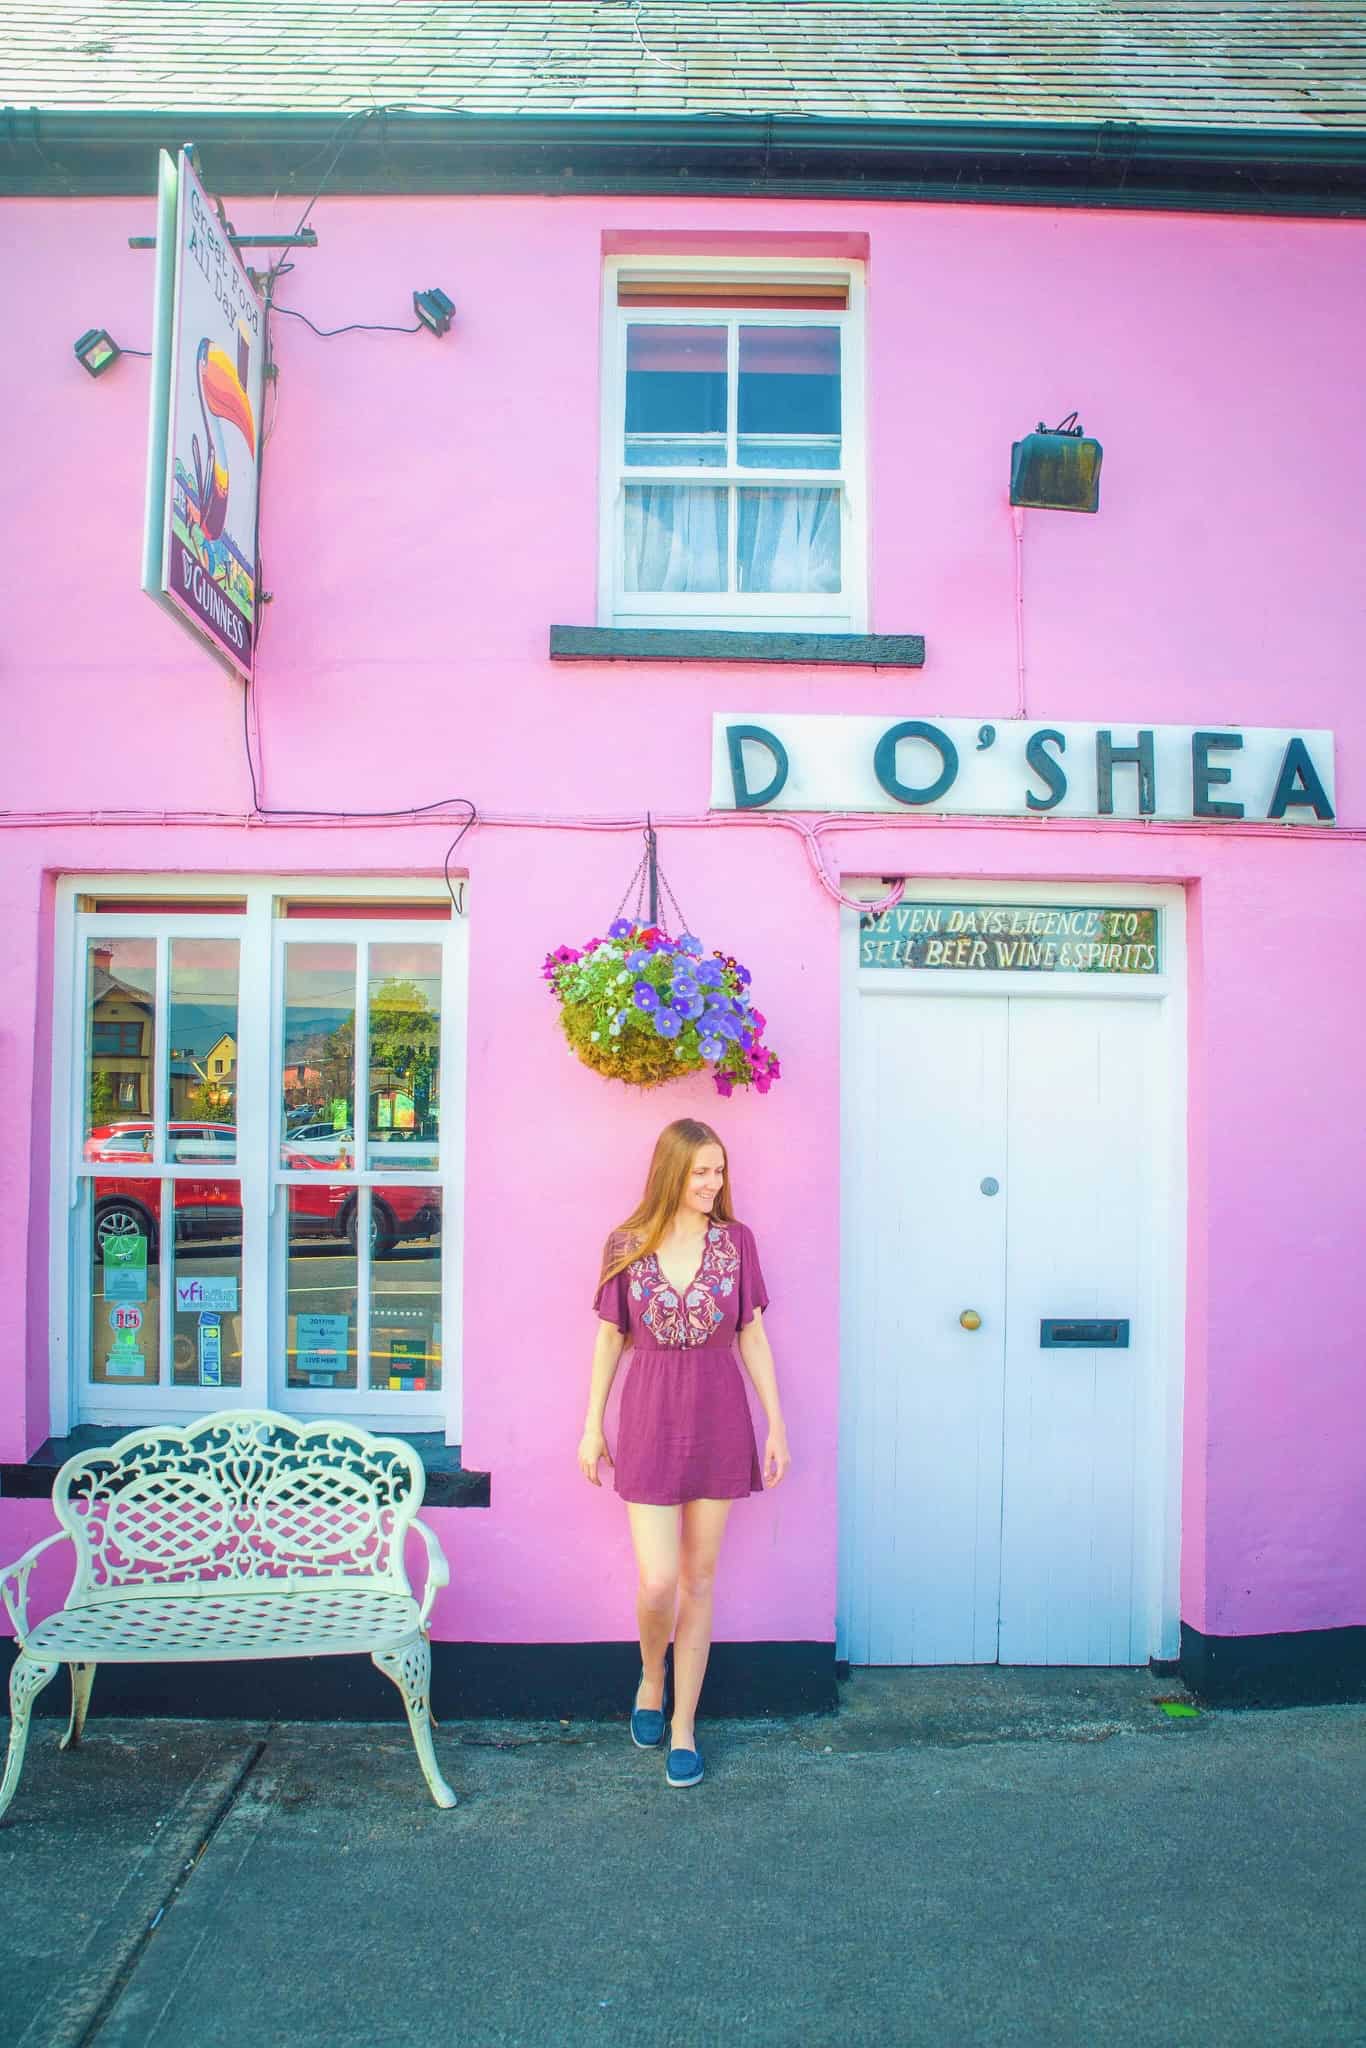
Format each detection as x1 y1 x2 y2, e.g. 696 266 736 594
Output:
598 255 868 634
49 874 467 1446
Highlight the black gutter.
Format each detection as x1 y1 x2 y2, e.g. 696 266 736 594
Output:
4 107 1366 216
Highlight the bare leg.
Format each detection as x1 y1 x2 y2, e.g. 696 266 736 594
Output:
0 1654 60 1822
60 1663 97 1751
671 1498 734 1751
625 1501 680 1713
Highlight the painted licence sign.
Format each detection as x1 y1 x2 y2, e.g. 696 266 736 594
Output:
861 903 1159 973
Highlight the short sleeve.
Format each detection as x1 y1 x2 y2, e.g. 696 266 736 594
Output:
736 1222 770 1329
593 1232 634 1334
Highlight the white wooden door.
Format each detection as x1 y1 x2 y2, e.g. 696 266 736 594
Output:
841 985 1165 1666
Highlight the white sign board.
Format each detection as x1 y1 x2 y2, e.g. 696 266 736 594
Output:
711 715 1336 824
142 148 265 677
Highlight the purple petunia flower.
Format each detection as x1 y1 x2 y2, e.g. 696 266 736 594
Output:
713 1072 734 1098
627 949 652 970
678 934 704 956
677 993 705 1022
608 919 634 939
754 1069 773 1094
694 960 724 988
700 1035 724 1060
633 982 659 1012
654 1007 682 1040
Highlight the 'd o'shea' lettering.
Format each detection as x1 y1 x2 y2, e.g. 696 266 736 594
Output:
723 721 1335 823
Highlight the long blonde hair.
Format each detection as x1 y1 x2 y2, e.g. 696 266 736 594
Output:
600 1119 735 1283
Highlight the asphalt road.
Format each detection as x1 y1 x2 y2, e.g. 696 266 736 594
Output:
2 1667 1362 2048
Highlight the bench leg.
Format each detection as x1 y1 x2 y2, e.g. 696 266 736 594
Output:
60 1663 97 1752
372 1636 457 1810
1 1653 60 1822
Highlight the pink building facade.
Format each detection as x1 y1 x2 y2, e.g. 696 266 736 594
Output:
3 121 1364 1713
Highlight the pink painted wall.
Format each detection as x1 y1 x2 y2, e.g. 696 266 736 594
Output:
2 192 1363 1651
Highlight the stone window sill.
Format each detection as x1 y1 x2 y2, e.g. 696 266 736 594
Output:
550 626 925 666
0 1427 490 1509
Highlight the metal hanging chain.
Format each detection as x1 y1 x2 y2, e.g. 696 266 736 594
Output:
611 819 691 936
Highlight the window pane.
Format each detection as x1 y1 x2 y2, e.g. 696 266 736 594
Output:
624 485 728 593
90 1181 160 1386
286 1185 358 1389
737 487 842 594
367 944 441 1172
738 326 841 471
625 325 726 468
84 939 155 1147
369 1188 443 1392
169 939 240 1163
170 1182 243 1389
281 943 356 1170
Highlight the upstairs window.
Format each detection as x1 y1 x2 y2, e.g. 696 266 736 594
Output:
600 259 865 634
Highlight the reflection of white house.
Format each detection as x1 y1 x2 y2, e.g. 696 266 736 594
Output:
198 1033 238 1084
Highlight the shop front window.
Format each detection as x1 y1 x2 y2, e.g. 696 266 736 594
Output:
63 889 463 1432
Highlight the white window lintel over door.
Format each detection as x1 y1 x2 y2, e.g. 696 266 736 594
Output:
49 874 467 1446
838 878 1187 1667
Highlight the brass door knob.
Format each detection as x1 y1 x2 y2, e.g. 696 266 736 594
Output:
959 1310 982 1331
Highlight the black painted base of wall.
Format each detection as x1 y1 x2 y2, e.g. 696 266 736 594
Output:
1178 1621 1366 1707
4 1626 1360 1723
0 1640 837 1723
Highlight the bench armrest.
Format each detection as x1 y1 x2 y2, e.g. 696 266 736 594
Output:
1 1531 73 1648
412 1516 450 1632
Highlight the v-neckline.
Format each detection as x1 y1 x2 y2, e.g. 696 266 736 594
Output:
652 1226 714 1298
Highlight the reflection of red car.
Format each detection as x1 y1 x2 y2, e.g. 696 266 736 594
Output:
85 1123 440 1258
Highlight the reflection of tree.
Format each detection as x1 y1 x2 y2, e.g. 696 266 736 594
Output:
187 1079 235 1122
88 1069 115 1126
369 979 439 1132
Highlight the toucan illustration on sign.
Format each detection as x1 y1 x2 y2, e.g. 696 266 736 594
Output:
188 330 256 554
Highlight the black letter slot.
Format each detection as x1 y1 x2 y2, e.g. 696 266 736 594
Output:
1040 1319 1130 1348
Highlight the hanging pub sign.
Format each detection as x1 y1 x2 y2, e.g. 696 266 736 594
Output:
711 716 1336 825
141 147 264 678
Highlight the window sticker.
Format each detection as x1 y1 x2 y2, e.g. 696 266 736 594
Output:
103 1233 149 1302
198 1311 223 1387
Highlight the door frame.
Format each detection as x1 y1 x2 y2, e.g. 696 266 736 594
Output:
838 878 1187 1664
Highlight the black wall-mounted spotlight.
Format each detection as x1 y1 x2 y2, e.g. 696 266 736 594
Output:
412 288 456 337
1010 413 1103 513
74 328 123 377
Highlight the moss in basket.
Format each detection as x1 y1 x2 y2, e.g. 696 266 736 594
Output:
559 999 705 1085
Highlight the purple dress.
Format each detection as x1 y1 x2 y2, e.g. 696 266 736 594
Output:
594 1219 768 1506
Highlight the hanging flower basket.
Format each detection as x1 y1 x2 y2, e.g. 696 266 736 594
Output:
542 917 782 1099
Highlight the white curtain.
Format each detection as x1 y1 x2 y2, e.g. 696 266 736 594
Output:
624 486 727 593
624 483 840 596
738 487 840 594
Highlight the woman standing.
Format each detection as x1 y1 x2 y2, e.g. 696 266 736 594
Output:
578 1118 791 1787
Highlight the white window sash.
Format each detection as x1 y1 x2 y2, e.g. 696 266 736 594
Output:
52 878 465 1444
599 258 868 633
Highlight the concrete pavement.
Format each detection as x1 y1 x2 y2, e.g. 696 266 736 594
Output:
2 1667 1362 2047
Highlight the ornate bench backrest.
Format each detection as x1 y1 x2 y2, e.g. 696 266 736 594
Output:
53 1412 426 1601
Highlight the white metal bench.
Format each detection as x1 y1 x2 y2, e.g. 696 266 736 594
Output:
0 1410 456 1820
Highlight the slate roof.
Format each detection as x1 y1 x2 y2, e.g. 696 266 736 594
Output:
3 1 1364 132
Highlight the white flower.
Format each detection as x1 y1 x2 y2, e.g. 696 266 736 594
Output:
616 971 629 985
590 1032 600 1042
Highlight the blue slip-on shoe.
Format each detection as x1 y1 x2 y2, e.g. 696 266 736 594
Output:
630 1670 666 1749
665 1732 704 1787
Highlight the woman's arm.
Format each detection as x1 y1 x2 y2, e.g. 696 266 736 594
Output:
578 1319 627 1485
736 1308 792 1488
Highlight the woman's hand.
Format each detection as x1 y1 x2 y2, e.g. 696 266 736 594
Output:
763 1423 791 1488
578 1426 614 1487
